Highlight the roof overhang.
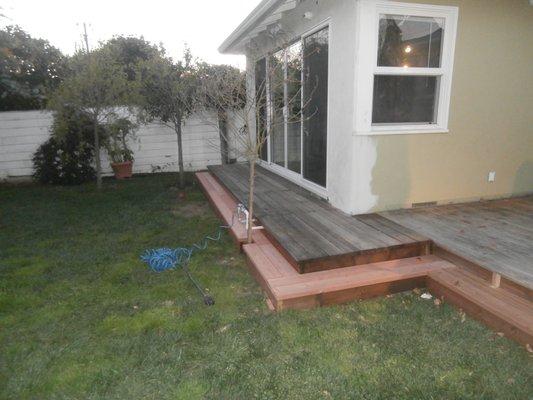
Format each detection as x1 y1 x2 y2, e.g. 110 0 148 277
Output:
219 0 298 54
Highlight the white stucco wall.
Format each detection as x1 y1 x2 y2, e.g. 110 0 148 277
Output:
0 110 229 180
246 0 358 213
361 0 533 212
244 0 533 215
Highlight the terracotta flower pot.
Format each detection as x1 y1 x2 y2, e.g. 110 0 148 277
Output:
111 161 133 180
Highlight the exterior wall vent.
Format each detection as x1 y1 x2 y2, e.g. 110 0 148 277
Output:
412 201 438 208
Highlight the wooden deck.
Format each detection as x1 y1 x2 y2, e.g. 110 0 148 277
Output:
382 197 533 290
196 169 533 347
208 163 431 273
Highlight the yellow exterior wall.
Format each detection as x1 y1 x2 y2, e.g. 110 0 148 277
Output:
371 0 533 211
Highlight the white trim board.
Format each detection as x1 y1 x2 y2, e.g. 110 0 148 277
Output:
219 0 294 54
258 159 329 199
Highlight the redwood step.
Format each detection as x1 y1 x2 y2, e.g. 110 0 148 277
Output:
253 230 299 277
244 236 453 311
196 172 248 244
272 256 452 310
428 267 533 347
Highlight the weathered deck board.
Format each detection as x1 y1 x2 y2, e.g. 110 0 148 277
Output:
208 164 431 272
382 197 533 290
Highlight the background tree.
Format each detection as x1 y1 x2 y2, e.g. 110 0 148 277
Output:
195 63 245 164
101 36 165 81
0 25 66 110
49 47 134 189
136 49 197 190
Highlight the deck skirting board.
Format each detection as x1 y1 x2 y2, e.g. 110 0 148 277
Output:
428 268 533 347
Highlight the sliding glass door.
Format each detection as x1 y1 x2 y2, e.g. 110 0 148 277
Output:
255 26 329 190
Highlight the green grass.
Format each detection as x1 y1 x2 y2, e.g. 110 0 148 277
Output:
0 174 531 400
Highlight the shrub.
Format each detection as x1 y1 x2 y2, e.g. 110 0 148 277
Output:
32 109 103 185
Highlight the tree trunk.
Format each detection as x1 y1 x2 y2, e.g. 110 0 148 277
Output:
93 117 102 190
217 109 229 164
175 115 185 190
246 160 256 244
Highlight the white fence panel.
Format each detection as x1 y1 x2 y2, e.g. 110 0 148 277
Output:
0 111 53 178
0 110 227 180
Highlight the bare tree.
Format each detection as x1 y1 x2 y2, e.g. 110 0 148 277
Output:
194 63 244 165
195 34 316 243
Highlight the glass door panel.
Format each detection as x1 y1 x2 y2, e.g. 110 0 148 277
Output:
269 50 285 167
286 42 302 174
255 58 268 162
303 27 328 187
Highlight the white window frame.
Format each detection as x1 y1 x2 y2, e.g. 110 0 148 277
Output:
353 1 458 136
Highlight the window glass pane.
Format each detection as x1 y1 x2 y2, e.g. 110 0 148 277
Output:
372 75 438 124
303 27 328 187
255 58 268 162
378 15 443 68
269 50 285 167
286 42 302 174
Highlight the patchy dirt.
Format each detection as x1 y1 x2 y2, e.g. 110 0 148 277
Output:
218 256 236 267
171 201 211 218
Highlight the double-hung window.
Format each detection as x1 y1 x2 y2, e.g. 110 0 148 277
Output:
354 1 458 135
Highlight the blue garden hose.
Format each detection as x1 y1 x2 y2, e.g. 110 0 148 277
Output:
141 211 238 306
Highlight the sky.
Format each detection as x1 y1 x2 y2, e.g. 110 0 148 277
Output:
0 0 256 69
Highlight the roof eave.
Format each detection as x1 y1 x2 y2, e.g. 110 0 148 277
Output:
219 0 285 55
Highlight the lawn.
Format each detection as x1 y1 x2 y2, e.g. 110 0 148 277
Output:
0 174 531 400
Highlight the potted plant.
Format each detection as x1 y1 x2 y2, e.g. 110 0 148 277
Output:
105 117 137 179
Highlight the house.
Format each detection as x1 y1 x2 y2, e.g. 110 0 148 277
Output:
202 0 533 343
219 0 533 215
